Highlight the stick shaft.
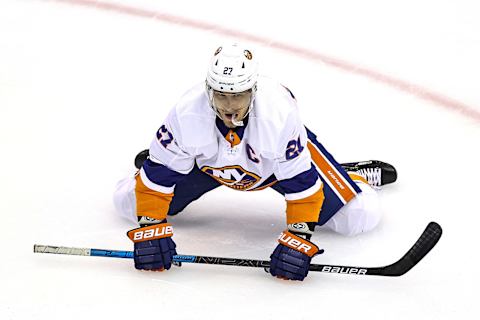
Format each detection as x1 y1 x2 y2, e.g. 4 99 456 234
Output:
33 222 442 277
32 245 380 274
33 244 268 266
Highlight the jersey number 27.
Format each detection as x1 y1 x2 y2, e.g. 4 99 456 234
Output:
157 125 173 148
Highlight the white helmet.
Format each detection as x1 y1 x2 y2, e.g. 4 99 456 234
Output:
206 43 258 93
205 43 259 125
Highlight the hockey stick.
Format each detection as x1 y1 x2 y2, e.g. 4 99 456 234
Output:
34 222 441 277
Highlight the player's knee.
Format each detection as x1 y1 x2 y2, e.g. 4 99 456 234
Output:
113 176 138 223
326 182 382 237
358 182 382 230
343 205 381 237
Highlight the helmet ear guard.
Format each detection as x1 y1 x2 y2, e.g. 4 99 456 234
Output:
205 43 259 125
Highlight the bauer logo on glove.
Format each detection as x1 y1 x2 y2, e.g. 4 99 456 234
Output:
278 231 320 257
127 221 178 271
127 223 173 242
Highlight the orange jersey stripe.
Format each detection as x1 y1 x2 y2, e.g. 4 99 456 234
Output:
307 142 357 204
135 174 174 221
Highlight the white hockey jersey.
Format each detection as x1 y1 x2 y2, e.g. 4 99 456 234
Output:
135 77 325 224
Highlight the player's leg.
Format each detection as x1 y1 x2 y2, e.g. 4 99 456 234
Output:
303 126 364 222
113 172 138 223
278 126 382 236
322 176 382 236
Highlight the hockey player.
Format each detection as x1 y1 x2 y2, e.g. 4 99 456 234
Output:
114 43 397 281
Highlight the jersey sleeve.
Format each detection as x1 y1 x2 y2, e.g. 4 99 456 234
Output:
273 105 324 225
135 108 196 221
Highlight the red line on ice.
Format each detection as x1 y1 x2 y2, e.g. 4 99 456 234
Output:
53 0 480 123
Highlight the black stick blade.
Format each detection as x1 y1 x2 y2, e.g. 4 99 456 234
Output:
380 221 442 276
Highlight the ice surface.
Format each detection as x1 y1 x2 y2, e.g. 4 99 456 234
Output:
0 0 479 319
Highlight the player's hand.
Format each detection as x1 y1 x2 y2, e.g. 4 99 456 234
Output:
127 221 177 271
269 229 323 281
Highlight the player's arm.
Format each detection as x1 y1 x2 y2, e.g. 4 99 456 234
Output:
136 107 195 220
270 107 324 281
274 108 325 225
128 109 195 271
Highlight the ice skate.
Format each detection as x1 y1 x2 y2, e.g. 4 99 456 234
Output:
342 160 397 187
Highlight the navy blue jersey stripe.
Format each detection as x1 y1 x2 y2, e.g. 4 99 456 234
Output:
277 164 319 194
143 159 188 188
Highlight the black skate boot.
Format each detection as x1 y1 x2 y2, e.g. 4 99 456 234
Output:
134 149 149 169
341 160 397 187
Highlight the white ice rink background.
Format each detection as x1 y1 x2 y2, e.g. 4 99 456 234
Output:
1 0 479 319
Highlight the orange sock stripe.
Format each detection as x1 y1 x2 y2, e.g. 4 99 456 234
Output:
286 187 324 224
135 174 173 221
307 142 357 203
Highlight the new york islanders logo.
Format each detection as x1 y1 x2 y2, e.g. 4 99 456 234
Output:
201 165 260 191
